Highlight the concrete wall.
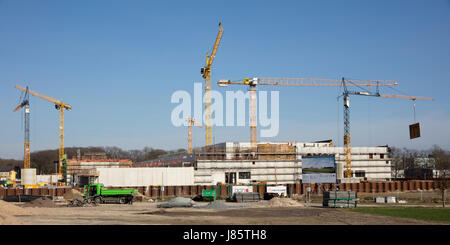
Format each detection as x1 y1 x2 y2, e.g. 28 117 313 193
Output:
97 167 194 187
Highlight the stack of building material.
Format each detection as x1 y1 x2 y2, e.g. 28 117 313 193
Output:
257 143 295 160
233 192 260 202
323 191 357 208
386 196 396 203
375 197 385 203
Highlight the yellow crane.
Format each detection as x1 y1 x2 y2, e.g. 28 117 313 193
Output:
14 85 72 176
185 117 202 154
217 77 399 149
339 78 434 179
201 22 224 146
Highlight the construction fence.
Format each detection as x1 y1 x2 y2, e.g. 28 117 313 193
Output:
0 180 446 200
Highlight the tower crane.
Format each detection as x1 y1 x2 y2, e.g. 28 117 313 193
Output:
217 77 399 149
201 22 223 146
339 77 434 178
14 85 72 176
185 117 202 154
13 87 31 169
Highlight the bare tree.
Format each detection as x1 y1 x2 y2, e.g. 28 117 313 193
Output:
431 145 450 207
390 147 403 179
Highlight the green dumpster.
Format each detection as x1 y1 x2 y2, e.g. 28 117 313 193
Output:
202 190 216 202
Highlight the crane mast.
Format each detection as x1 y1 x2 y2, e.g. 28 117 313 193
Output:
24 104 31 169
186 117 202 154
342 78 352 178
201 22 223 146
13 87 31 169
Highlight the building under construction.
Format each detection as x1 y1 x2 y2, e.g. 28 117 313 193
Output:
66 152 132 186
131 140 392 186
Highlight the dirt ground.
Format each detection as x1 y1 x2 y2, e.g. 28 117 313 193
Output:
5 198 447 225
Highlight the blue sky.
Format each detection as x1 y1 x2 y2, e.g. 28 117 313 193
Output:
1 0 449 159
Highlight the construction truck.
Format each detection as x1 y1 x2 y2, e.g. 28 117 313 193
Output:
0 171 16 188
0 180 11 188
83 183 137 204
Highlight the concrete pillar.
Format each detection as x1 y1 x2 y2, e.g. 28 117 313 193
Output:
420 181 426 191
357 183 362 192
287 184 292 197
151 186 159 198
432 181 438 190
217 185 224 199
376 182 382 193
258 185 265 198
175 186 182 197
402 181 407 191
167 186 174 197
182 186 189 196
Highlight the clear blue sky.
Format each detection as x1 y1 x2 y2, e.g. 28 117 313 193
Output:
1 0 449 159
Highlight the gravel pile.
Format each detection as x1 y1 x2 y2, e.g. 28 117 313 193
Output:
195 201 229 210
157 197 195 208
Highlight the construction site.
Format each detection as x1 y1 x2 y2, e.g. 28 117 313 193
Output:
1 2 449 230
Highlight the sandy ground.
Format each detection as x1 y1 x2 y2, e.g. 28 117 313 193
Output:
4 199 447 225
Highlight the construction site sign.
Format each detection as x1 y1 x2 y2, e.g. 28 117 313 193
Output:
231 185 253 194
267 186 287 197
409 122 421 139
302 155 336 183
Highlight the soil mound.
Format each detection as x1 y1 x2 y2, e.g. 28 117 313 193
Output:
63 189 83 201
268 197 304 207
0 200 33 215
22 197 58 208
0 213 23 225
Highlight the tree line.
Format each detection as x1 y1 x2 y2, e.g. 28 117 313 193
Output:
0 146 186 174
390 145 450 179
